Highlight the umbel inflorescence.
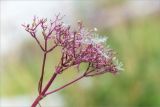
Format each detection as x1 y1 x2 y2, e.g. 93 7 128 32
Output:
22 14 123 107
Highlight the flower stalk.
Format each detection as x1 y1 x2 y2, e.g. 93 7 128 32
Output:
22 14 123 107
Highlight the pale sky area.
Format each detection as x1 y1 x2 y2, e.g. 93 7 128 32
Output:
0 1 76 55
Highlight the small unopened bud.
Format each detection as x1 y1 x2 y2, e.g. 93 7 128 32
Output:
27 24 30 27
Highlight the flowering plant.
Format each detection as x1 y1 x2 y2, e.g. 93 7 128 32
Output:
22 14 123 107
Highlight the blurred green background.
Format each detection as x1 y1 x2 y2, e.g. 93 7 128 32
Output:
1 0 160 106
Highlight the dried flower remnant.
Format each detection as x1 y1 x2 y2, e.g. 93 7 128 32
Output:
56 24 122 75
22 14 123 107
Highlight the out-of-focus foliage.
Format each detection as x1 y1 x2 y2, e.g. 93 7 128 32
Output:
61 15 160 106
1 0 160 106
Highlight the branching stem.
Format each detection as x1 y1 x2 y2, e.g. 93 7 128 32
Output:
38 38 48 94
44 74 85 96
31 73 57 107
38 52 47 94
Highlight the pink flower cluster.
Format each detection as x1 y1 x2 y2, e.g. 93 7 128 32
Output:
22 14 123 76
22 14 123 107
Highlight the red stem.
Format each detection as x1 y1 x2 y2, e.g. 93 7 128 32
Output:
34 37 45 51
44 63 92 96
31 73 57 107
41 73 57 95
44 74 85 96
38 52 47 94
31 95 43 107
38 38 48 94
47 44 57 53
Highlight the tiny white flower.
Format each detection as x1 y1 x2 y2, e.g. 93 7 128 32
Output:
113 58 124 71
81 33 107 45
97 49 109 59
92 36 107 43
